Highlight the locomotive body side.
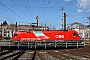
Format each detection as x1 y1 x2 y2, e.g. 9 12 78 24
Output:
12 30 80 42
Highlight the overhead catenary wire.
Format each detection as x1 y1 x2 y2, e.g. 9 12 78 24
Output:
23 0 31 21
1 0 61 24
39 1 62 22
11 0 31 21
0 0 87 28
27 0 33 22
41 0 77 23
0 7 22 23
38 0 45 16
41 0 60 17
0 2 28 23
40 0 51 18
0 7 14 15
44 10 61 21
0 16 18 23
0 12 26 24
1 3 62 22
47 0 75 16
62 0 76 10
63 0 88 22
40 8 61 23
0 4 62 8
0 15 13 22
5 0 33 23
40 2 77 28
39 8 61 22
39 0 61 20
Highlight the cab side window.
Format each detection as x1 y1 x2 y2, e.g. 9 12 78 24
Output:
14 34 17 37
73 33 79 36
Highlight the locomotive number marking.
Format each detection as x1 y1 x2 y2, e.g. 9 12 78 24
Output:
21 38 41 40
55 35 64 38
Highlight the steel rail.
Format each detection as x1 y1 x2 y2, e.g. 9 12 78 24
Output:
12 50 25 60
37 51 46 60
0 50 23 60
46 50 63 60
31 50 36 60
0 50 13 56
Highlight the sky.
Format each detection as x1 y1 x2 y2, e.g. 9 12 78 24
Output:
0 0 90 29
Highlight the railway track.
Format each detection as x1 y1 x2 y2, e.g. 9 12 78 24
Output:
0 50 25 60
0 50 61 60
0 48 90 60
0 50 37 60
47 50 90 60
59 47 90 59
36 51 46 60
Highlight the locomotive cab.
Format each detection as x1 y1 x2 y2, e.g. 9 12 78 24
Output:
12 32 20 42
13 34 17 37
69 30 80 40
73 32 80 40
12 34 18 42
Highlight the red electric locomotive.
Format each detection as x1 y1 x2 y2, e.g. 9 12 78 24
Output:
12 30 80 42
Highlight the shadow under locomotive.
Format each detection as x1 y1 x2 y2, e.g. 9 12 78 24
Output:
1 41 85 50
